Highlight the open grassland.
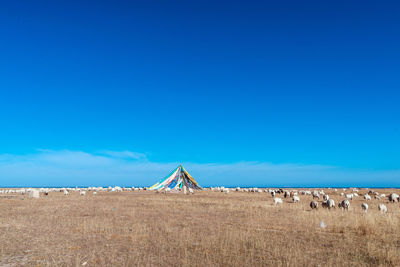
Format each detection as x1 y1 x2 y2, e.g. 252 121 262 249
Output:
0 188 399 266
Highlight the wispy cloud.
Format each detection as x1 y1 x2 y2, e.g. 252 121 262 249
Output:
0 150 399 187
98 150 147 160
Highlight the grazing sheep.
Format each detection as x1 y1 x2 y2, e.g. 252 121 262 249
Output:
338 199 350 210
312 192 320 199
273 197 283 205
310 200 318 210
292 196 300 203
361 203 368 212
284 191 290 198
189 188 194 194
80 191 86 196
378 203 387 213
322 199 335 210
364 194 371 201
346 194 353 200
388 193 399 203
64 190 69 195
323 194 329 201
271 191 276 197
374 195 381 200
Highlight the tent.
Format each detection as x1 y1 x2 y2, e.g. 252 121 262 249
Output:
149 165 202 191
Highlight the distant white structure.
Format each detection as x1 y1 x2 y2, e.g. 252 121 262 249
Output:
29 189 40 198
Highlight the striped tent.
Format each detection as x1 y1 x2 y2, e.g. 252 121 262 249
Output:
149 165 202 191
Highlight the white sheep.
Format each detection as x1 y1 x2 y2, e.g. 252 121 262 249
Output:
80 191 86 196
378 203 387 213
323 194 329 201
346 194 353 200
338 199 350 210
273 197 283 205
322 199 335 210
312 192 320 199
364 194 371 201
361 203 368 212
388 193 399 203
292 195 300 203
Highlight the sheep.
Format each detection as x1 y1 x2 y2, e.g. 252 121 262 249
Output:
374 195 381 200
312 192 320 199
322 199 335 210
80 191 86 196
378 203 387 213
270 191 276 197
189 188 194 194
323 194 329 201
64 190 69 195
292 195 300 203
388 193 399 203
364 194 371 201
273 197 283 205
310 200 318 210
284 191 290 198
361 203 368 212
346 194 353 200
338 199 350 210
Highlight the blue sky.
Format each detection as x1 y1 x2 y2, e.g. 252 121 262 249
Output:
0 1 399 187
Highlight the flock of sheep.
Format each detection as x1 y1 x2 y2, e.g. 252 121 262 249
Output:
1 186 399 214
209 187 399 213
0 186 148 198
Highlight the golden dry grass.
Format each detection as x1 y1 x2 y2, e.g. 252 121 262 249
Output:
0 188 399 266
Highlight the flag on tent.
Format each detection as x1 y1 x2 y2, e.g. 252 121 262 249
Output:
149 165 202 190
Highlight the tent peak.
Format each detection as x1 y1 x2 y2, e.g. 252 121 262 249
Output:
149 165 202 191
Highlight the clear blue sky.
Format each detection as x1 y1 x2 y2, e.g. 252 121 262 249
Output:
0 1 399 187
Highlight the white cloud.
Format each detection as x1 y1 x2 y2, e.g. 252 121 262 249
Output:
0 150 399 187
98 150 147 160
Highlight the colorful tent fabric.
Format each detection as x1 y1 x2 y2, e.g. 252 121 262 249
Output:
149 165 202 190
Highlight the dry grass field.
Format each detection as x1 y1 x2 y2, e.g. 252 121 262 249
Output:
0 188 399 266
